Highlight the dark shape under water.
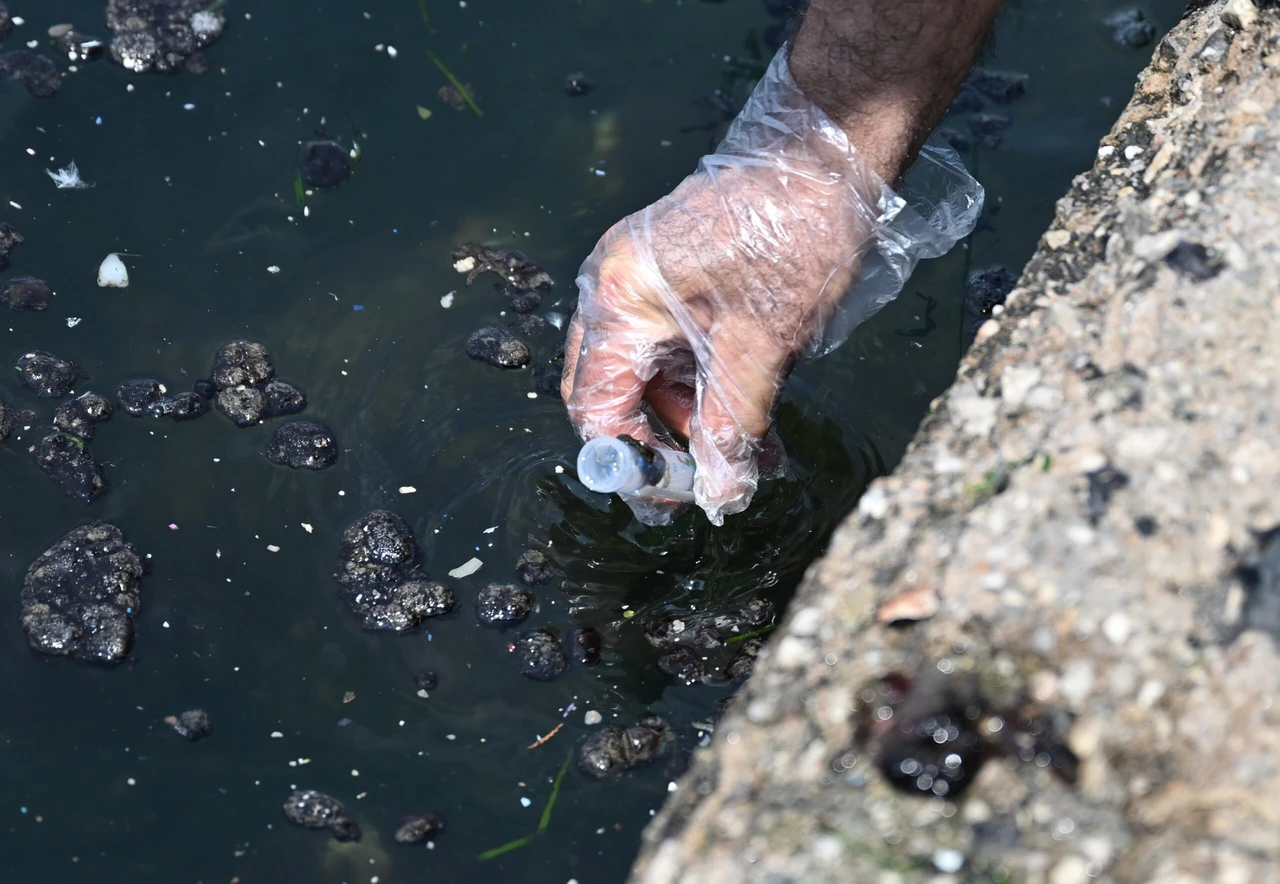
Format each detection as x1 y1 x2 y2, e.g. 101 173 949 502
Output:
394 812 446 844
509 628 567 681
658 648 706 685
1105 8 1157 48
965 68 1029 104
564 71 595 96
0 2 12 40
20 522 143 663
166 709 212 741
0 396 37 441
0 222 23 267
282 789 360 842
515 548 556 586
567 626 603 665
299 141 352 189
53 392 112 440
452 243 554 292
1 276 52 311
264 420 338 470
0 51 62 98
466 325 531 370
16 350 81 398
36 433 107 503
334 510 455 632
578 715 674 780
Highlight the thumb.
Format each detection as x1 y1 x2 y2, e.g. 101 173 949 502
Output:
688 332 788 525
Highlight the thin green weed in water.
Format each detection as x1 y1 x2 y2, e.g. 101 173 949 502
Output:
416 0 430 27
293 174 304 207
426 50 483 116
477 833 539 861
725 623 779 645
478 749 573 859
537 751 573 833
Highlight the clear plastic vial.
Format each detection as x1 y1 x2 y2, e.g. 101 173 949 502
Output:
576 436 696 503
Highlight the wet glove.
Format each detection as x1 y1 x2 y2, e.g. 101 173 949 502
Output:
563 49 983 526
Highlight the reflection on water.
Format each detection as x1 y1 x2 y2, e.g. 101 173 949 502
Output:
0 0 1181 881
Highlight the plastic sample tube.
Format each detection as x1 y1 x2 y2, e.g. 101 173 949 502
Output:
576 436 696 503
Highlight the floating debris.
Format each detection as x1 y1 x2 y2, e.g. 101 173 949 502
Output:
97 253 129 288
448 557 483 579
45 160 93 190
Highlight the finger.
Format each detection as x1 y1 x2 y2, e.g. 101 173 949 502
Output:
560 311 585 404
644 376 694 440
688 333 790 524
566 329 658 444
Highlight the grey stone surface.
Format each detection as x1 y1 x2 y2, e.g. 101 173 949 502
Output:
630 4 1280 882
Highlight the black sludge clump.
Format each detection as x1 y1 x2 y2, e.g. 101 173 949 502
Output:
117 379 207 421
53 392 112 440
394 812 446 844
0 222 23 267
658 648 706 686
282 790 360 842
334 510 454 632
20 523 144 663
567 626 603 665
165 709 212 741
117 379 162 415
0 395 36 441
265 420 338 470
476 583 534 625
299 141 352 188
515 548 556 586
209 341 305 426
1 276 53 311
0 51 62 98
509 627 567 681
212 340 273 388
466 325 530 370
262 379 306 417
147 391 207 420
0 3 12 40
106 0 226 74
578 715 675 780
16 350 80 398
36 433 107 503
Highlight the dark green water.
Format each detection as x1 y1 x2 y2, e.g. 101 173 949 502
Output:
1 2 1180 881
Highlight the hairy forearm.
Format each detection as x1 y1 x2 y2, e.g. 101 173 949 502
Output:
789 0 1003 181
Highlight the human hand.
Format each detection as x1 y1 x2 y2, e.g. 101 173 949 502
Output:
563 51 981 526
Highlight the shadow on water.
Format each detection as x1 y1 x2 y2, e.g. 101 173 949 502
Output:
0 0 1184 881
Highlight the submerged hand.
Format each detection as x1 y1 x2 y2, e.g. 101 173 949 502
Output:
563 155 875 526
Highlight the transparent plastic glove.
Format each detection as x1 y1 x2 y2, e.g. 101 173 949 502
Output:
563 49 983 527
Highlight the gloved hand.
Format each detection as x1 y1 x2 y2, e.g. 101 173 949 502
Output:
563 49 982 527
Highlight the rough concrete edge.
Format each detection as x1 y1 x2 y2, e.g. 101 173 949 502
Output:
629 0 1280 880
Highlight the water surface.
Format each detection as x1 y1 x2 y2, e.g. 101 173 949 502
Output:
1 1 1180 881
